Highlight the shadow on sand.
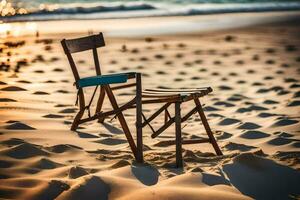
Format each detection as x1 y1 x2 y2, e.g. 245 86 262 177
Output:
223 153 300 200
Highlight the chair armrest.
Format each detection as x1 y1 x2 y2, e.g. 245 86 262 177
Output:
76 73 128 88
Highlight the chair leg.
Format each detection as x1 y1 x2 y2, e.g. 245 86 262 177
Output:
96 87 106 123
175 102 183 167
104 86 138 160
71 110 84 131
194 98 223 156
136 73 143 163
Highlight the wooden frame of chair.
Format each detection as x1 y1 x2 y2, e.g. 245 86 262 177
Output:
61 33 143 163
139 88 223 167
61 33 222 167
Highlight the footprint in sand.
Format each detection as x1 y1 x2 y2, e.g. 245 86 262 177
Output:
218 85 233 91
285 44 297 52
287 100 300 107
214 101 235 107
53 68 64 72
33 91 50 95
293 91 300 98
56 90 69 94
59 108 77 114
263 100 279 104
43 114 65 119
0 98 17 102
34 70 45 73
1 86 26 91
203 106 221 111
290 83 300 89
265 59 275 65
5 122 35 130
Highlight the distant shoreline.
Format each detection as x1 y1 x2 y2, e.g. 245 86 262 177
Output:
2 2 300 23
2 11 298 39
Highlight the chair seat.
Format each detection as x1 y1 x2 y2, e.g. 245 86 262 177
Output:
142 87 212 101
76 72 136 88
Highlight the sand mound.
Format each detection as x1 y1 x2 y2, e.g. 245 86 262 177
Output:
76 131 99 138
27 180 70 200
267 137 293 146
223 153 300 199
69 166 89 179
272 119 299 127
2 143 49 159
57 176 110 200
95 138 127 145
47 144 82 153
218 118 240 126
224 142 256 152
111 160 131 169
31 158 64 169
216 132 233 140
1 138 25 146
239 130 270 139
5 122 36 130
237 122 261 130
0 86 27 91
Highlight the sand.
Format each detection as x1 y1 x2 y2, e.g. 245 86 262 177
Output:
0 12 300 200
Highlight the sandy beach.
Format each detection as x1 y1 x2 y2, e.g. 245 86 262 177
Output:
0 11 300 200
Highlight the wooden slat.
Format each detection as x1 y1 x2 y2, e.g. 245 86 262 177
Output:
142 93 181 98
63 33 105 54
151 117 175 138
141 102 171 127
145 87 212 93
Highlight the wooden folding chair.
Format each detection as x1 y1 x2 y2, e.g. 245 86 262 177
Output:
61 33 222 167
61 33 143 163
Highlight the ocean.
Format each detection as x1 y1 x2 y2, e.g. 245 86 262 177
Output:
1 0 300 22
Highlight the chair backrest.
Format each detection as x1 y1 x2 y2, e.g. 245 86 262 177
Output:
61 33 105 81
